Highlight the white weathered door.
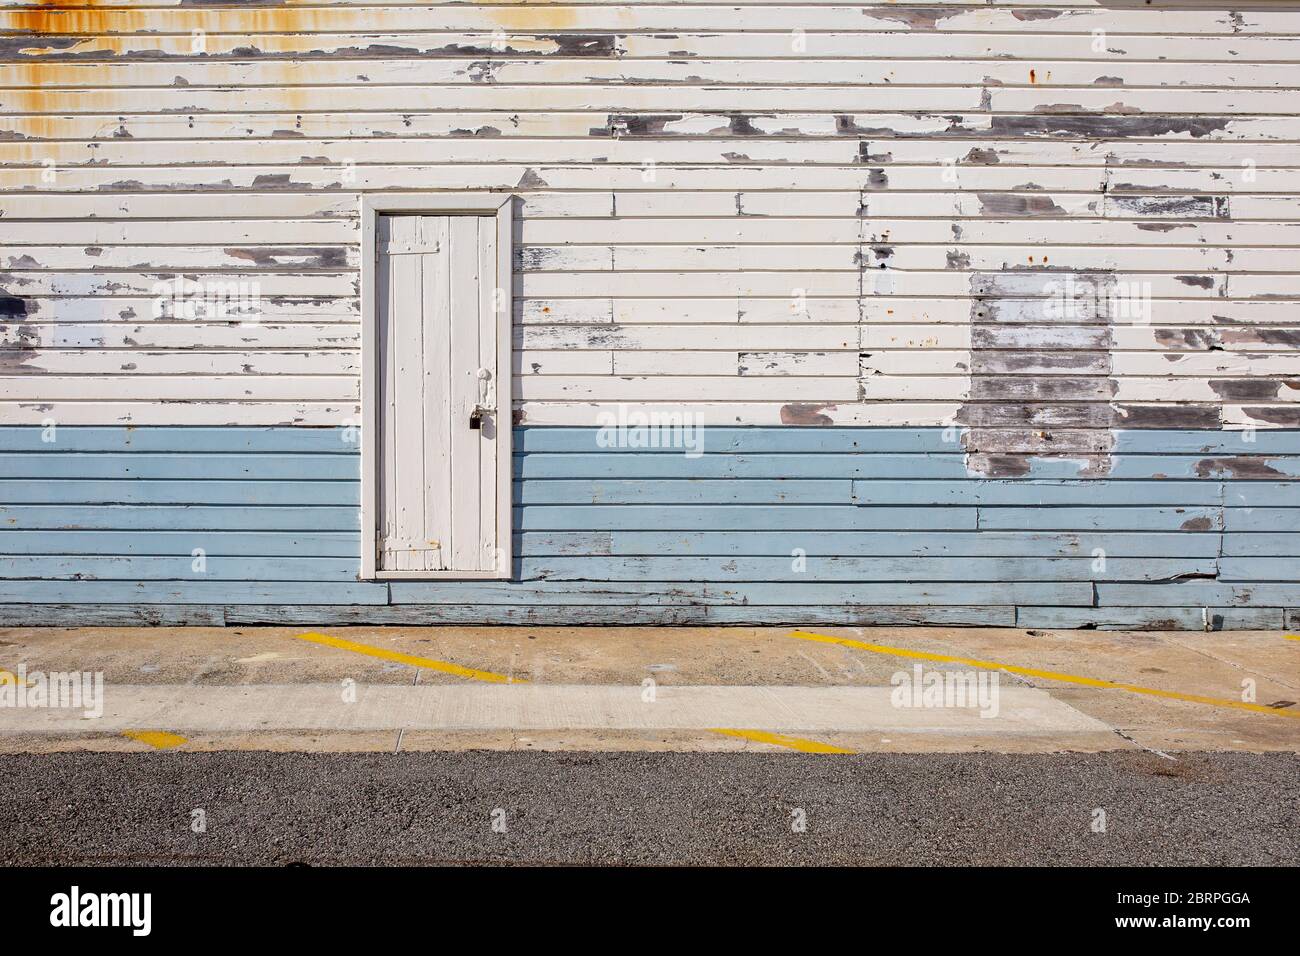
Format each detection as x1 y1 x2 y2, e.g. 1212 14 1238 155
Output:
374 212 506 575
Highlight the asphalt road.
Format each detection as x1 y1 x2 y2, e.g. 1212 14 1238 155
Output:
1 751 1296 866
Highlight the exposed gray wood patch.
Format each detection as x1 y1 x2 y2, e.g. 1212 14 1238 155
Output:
959 270 1119 476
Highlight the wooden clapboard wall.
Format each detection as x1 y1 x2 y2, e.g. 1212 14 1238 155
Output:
1 1 1299 628
0 0 1298 439
1 425 1299 628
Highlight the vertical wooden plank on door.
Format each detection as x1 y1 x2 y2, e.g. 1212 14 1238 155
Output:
390 215 426 571
379 214 415 571
376 214 395 575
421 214 451 572
494 198 513 579
476 214 499 572
448 215 484 570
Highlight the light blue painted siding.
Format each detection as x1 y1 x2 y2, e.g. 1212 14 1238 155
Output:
1 425 1298 628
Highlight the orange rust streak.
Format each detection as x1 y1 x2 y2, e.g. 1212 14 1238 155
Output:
3 1 135 120
485 2 580 32
8 0 147 37
5 85 145 121
4 4 592 35
0 115 82 140
1 1 327 118
2 5 326 36
0 1 586 125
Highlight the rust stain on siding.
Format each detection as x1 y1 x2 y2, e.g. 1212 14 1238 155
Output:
5 1 351 36
8 0 144 37
2 0 331 117
479 2 580 32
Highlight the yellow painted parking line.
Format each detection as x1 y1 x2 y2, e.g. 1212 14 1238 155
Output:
711 728 855 754
1285 635 1300 642
790 630 1300 719
0 669 31 686
295 632 525 684
122 730 188 750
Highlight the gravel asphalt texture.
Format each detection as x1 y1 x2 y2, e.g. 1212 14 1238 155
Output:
1 751 1296 866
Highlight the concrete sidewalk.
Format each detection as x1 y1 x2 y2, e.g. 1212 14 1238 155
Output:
0 624 1296 755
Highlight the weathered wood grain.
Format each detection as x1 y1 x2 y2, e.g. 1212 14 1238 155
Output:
2 3 1299 485
0 423 1294 626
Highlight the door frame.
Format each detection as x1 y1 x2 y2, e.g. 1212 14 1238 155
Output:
359 192 514 580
